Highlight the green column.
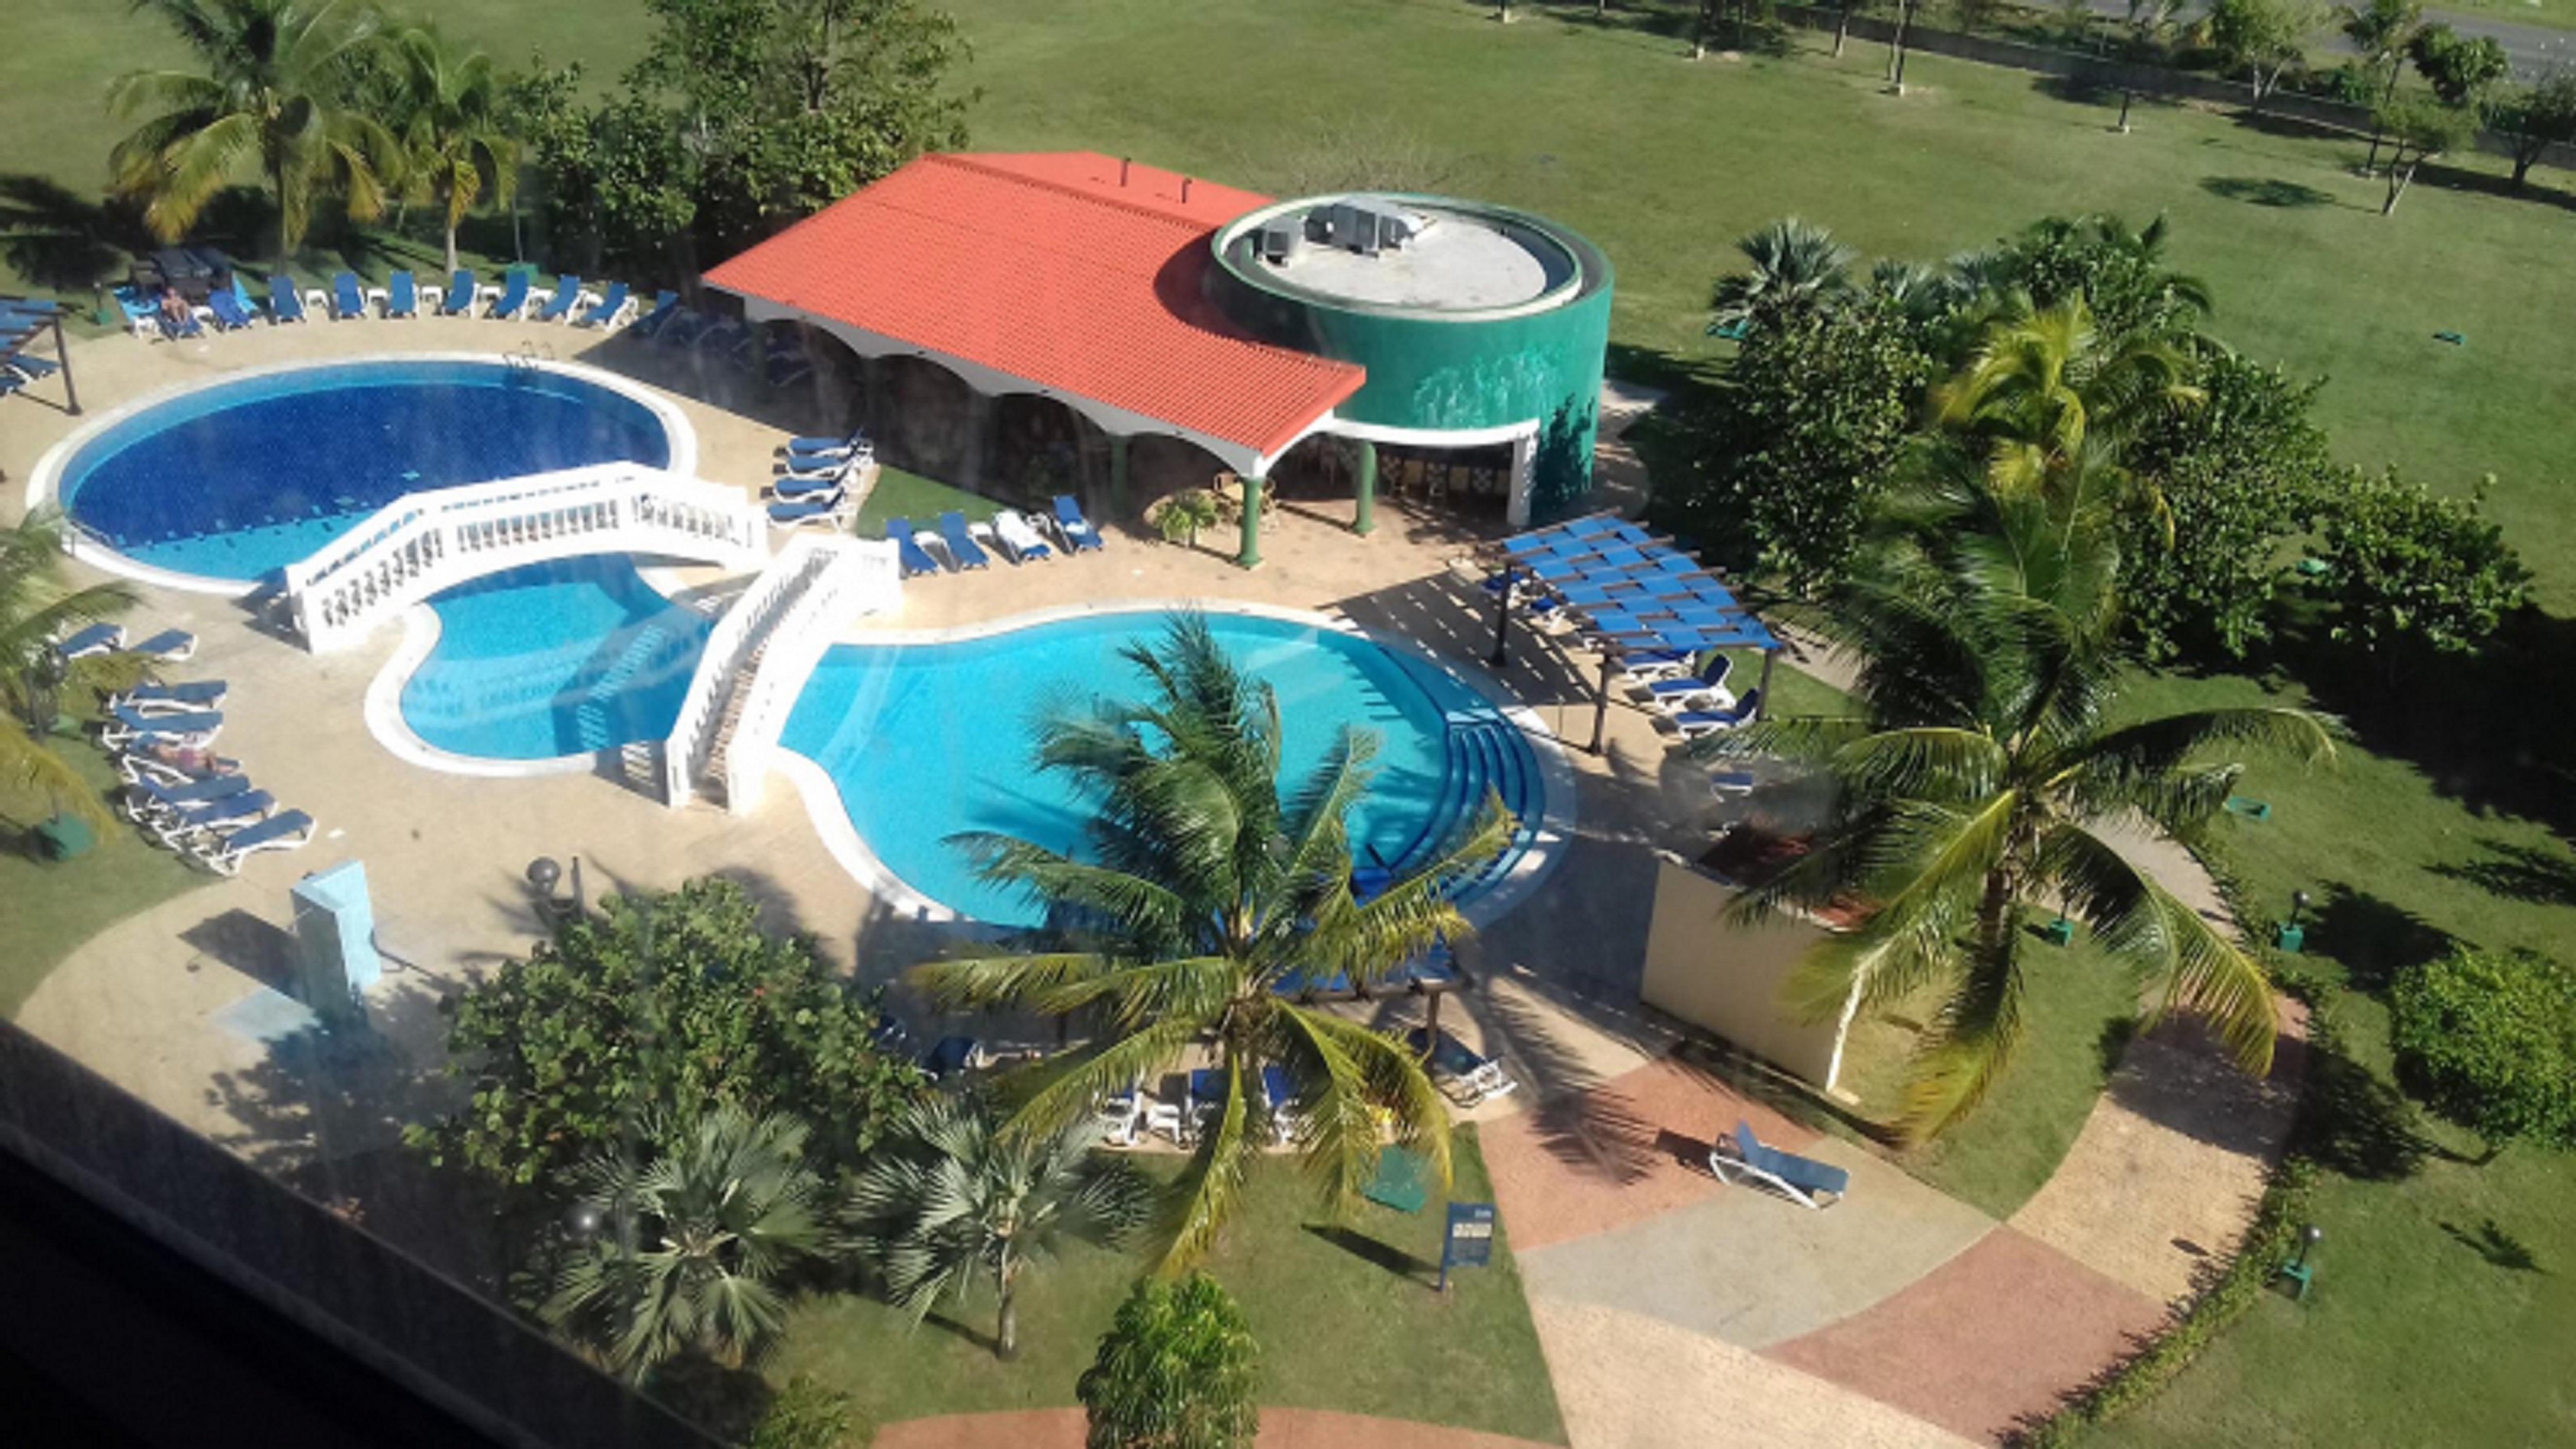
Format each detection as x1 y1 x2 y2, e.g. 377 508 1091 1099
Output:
1351 437 1378 537
1108 434 1131 517
1237 472 1265 569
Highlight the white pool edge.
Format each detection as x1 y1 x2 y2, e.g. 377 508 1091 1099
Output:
26 351 700 598
769 597 1579 931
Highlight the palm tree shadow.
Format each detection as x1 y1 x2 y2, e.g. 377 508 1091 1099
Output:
1302 1223 1432 1284
920 1308 999 1354
2199 175 2343 210
2441 1218 2545 1273
2427 838 2576 909
0 174 150 291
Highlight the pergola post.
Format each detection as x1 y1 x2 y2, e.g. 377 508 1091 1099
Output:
1108 434 1131 518
1588 649 1616 754
1351 437 1378 536
1236 471 1265 569
1756 649 1775 721
51 315 78 416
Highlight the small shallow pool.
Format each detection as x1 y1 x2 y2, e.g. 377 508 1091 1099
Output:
398 556 710 762
53 358 677 583
778 611 1545 926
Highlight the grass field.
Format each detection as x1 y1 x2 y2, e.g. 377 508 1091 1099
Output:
768 1127 1567 1441
0 735 207 1020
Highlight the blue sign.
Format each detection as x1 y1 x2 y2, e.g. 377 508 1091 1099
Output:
1438 1201 1497 1291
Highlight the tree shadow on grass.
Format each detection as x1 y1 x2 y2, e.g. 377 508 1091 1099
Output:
1303 1223 1432 1284
2428 838 2576 909
2200 175 2338 209
2306 884 2453 993
2289 1035 2427 1182
0 175 148 292
2442 1218 2545 1274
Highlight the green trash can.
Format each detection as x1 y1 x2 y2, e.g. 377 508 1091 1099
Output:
34 813 95 862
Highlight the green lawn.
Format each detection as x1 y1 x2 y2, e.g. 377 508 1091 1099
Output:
767 1128 1567 1443
852 465 994 540
0 735 208 1019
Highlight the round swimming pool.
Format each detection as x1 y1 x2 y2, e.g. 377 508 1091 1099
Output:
776 610 1553 927
45 358 684 584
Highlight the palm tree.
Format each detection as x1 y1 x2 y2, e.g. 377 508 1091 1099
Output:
1707 471 2334 1138
1709 218 1857 338
108 0 399 258
387 24 517 274
847 1096 1151 1359
2 511 139 827
908 614 1513 1268
543 1108 826 1383
1931 294 2202 501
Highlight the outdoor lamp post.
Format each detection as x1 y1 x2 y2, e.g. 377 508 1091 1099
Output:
2277 889 2311 954
526 855 587 926
2276 1223 2324 1301
1488 560 1515 667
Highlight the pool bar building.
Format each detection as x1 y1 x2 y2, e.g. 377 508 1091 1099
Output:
704 151 1616 560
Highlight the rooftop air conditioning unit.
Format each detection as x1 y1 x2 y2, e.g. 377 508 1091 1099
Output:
1258 221 1300 264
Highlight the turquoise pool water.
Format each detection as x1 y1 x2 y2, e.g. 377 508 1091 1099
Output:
399 557 710 761
778 612 1541 926
58 359 671 582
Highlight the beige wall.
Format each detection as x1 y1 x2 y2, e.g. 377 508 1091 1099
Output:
1639 852 1856 1096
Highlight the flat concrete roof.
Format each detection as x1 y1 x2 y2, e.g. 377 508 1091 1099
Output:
1265 203 1568 312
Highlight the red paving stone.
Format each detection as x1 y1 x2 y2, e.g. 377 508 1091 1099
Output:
1761 1227 2170 1444
1480 1054 1822 1253
872 1407 1555 1449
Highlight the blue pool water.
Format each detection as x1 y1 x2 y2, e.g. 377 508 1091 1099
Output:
59 360 671 582
778 612 1542 926
399 557 710 761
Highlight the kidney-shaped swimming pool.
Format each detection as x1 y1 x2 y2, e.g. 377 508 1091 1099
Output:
47 358 682 584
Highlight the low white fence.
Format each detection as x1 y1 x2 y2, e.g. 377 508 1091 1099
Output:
663 533 848 806
719 538 903 815
284 462 770 653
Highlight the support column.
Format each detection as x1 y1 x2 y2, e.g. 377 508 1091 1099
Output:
1351 437 1378 537
1236 472 1265 569
1108 434 1131 519
1506 430 1539 529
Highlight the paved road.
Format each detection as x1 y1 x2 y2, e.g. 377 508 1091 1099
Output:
2072 1 2576 78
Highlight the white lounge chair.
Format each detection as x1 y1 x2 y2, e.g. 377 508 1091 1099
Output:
1406 1026 1516 1107
112 679 229 715
1709 1119 1850 1210
193 809 315 875
993 510 1056 563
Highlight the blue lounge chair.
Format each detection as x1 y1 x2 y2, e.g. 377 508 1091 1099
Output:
438 269 478 316
1405 1026 1516 1105
114 679 229 714
381 269 419 318
1711 1120 1850 1209
2 346 59 381
1050 495 1104 552
695 317 752 366
118 749 242 788
328 271 368 319
768 472 844 502
133 628 197 662
0 373 21 400
886 518 943 578
922 1035 983 1079
1670 688 1762 739
482 269 533 319
267 274 308 324
152 788 274 848
193 809 315 876
785 429 870 463
101 703 223 751
765 332 813 387
112 285 159 338
574 280 631 329
206 285 255 330
766 492 853 530
1644 654 1734 707
54 623 123 659
937 512 991 570
123 770 253 824
657 308 708 347
532 274 584 323
624 289 680 338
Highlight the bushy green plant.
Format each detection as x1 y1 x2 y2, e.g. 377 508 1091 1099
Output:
742 1377 859 1449
2312 470 2529 659
2484 70 2576 189
2390 948 2576 1158
1156 490 1222 547
406 877 922 1189
1077 1272 1261 1449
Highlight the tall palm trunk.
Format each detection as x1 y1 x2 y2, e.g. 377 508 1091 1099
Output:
995 1257 1020 1359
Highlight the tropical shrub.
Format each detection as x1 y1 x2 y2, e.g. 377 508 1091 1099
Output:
1 511 139 824
2311 470 2529 659
743 1377 861 1449
2390 948 2576 1158
1077 1272 1261 1449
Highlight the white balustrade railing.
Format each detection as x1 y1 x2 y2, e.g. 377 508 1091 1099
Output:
720 538 903 815
284 462 771 653
662 533 848 807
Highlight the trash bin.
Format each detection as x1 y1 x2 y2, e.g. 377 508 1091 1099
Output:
34 813 95 862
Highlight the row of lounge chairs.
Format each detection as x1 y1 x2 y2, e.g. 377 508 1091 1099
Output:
887 494 1106 573
1621 650 1764 739
56 625 316 875
122 267 644 340
628 297 814 390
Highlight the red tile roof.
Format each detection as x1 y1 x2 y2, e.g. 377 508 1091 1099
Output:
702 152 1364 458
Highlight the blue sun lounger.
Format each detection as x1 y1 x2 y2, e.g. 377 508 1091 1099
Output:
625 290 681 338
768 471 844 501
1050 495 1104 552
1404 1026 1516 1106
766 492 853 529
114 679 229 714
133 628 197 662
206 283 255 330
885 518 943 578
328 271 369 319
54 623 123 659
268 274 307 324
575 280 631 329
438 269 478 316
785 428 868 460
152 788 274 848
482 269 533 320
1670 688 1762 738
1645 654 1734 707
1710 1120 1849 1210
193 808 315 876
937 512 991 570
532 274 584 323
123 770 253 824
381 269 419 318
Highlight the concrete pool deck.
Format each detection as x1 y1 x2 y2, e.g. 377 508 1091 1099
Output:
2 317 2302 1447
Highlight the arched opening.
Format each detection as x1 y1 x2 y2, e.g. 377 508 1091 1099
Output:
767 323 863 434
991 393 1092 509
871 354 983 485
1375 439 1515 524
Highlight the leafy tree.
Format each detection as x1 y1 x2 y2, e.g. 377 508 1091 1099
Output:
2484 68 2576 189
108 0 400 257
1077 1273 1261 1449
2202 0 2325 112
408 877 922 1190
2339 0 2425 170
847 1096 1151 1359
1712 469 2334 1137
2313 468 2529 657
510 65 700 280
1931 293 2202 502
2371 91 2476 213
2119 353 2336 662
1707 217 1855 338
908 615 1510 1268
1953 213 2211 346
1 511 139 827
1660 292 1935 593
2406 23 2510 107
2391 948 2576 1160
543 1107 827 1382
387 25 516 273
